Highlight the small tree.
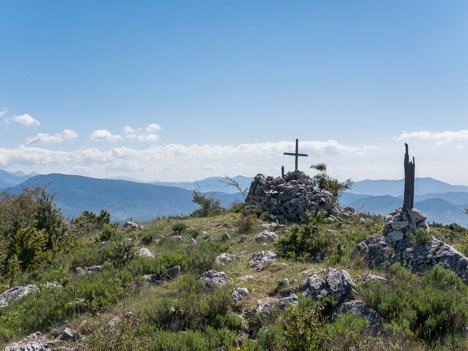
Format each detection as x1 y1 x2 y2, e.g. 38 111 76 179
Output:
191 183 222 217
310 163 352 198
222 176 249 202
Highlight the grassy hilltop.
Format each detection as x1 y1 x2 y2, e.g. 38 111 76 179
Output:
1 185 468 350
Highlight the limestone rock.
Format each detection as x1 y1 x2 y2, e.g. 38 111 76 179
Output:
339 300 384 336
299 268 356 304
238 275 254 281
0 285 36 308
248 251 278 271
357 235 468 285
87 265 102 274
273 294 298 310
137 247 154 258
171 236 184 243
250 230 279 242
4 332 55 351
361 274 388 288
232 287 250 303
215 252 238 265
56 327 81 342
256 300 273 318
124 221 143 230
222 232 231 241
143 274 163 284
197 270 228 288
109 312 135 329
166 265 181 279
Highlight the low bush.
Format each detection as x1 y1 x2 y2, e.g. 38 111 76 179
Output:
275 211 367 264
140 232 154 245
361 264 468 339
187 228 200 239
411 228 432 245
171 223 187 234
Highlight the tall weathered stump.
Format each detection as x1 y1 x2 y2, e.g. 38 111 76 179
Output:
382 144 429 244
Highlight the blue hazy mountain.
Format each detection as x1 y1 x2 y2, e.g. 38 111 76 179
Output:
350 177 468 196
339 194 468 226
0 170 38 188
10 174 243 222
152 176 253 194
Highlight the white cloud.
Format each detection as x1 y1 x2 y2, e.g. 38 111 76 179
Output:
26 129 78 145
146 124 161 133
90 129 123 142
0 139 372 181
13 114 40 127
397 130 468 145
0 108 7 118
94 123 161 143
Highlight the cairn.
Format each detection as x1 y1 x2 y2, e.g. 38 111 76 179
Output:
246 170 352 222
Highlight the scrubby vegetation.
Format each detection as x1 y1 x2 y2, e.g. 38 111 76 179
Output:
0 186 467 350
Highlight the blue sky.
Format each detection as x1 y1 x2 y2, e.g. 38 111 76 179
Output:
1 1 468 183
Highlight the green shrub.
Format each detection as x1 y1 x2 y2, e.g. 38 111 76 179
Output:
275 211 367 265
188 242 229 273
361 264 468 339
141 232 154 245
187 228 200 239
108 237 136 267
0 186 72 276
0 264 141 343
97 223 116 242
171 223 187 234
411 228 432 245
281 301 326 351
191 185 223 217
323 312 371 350
310 163 353 199
235 212 257 234
128 254 191 276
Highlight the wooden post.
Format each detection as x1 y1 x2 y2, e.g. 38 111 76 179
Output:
284 138 308 171
403 143 415 210
281 165 284 178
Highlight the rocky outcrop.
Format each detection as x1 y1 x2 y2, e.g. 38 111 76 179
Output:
339 300 384 336
273 294 298 310
357 235 468 284
137 248 155 258
299 268 356 304
124 221 143 230
250 230 278 243
143 274 163 284
248 251 278 271
197 270 228 288
215 252 239 265
382 207 429 244
4 332 56 351
166 265 181 279
246 171 352 222
0 285 36 308
232 287 250 303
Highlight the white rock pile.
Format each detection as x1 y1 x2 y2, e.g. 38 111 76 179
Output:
382 207 429 243
246 170 353 222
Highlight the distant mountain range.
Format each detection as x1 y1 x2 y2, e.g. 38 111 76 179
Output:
7 174 243 222
340 178 468 226
2 170 468 226
152 176 253 194
0 170 39 188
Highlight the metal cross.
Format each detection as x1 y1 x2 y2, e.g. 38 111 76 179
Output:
284 139 308 171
